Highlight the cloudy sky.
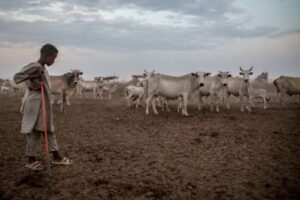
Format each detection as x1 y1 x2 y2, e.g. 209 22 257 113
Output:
0 0 299 81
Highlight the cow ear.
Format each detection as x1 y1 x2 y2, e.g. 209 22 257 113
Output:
249 72 253 75
205 72 211 76
218 74 221 77
228 74 232 78
191 73 198 77
79 72 83 75
239 72 244 75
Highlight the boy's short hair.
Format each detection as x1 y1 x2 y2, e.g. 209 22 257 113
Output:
40 43 58 56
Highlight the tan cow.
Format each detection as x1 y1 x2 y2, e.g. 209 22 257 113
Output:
20 69 82 113
273 76 300 107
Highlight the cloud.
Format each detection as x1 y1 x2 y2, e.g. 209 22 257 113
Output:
0 0 295 52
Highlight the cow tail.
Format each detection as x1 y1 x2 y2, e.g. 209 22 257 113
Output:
273 79 279 92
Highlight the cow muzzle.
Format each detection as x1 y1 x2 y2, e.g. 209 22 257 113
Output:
199 83 204 87
223 83 227 87
244 79 248 83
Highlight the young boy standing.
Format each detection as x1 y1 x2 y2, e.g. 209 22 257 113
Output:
14 44 72 171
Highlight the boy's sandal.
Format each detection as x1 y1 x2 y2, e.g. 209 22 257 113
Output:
25 161 44 171
52 157 73 165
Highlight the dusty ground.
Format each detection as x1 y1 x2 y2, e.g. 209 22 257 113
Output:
0 95 299 200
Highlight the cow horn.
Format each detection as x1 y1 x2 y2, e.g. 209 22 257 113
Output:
239 66 243 71
249 66 253 71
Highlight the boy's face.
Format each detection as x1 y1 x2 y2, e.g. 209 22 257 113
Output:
44 53 57 66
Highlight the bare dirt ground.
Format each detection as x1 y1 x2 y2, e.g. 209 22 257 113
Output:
0 95 299 200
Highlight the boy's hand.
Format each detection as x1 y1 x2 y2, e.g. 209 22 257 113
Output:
28 67 44 79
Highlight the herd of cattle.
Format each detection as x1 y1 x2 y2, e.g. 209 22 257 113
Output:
0 66 299 115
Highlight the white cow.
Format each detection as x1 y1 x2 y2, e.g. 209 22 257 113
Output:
220 67 254 112
143 70 209 116
76 79 99 99
125 85 145 108
249 87 270 109
273 76 300 107
97 79 119 100
1 80 14 95
0 85 11 95
197 73 228 112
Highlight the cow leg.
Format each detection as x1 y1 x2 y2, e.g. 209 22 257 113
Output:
240 95 245 112
215 94 220 112
145 96 153 115
246 95 252 112
263 97 267 109
66 96 71 106
165 101 170 112
177 98 182 113
151 98 159 115
60 92 65 112
225 92 231 109
136 96 141 109
181 94 189 116
210 95 215 112
126 94 133 107
198 93 204 111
